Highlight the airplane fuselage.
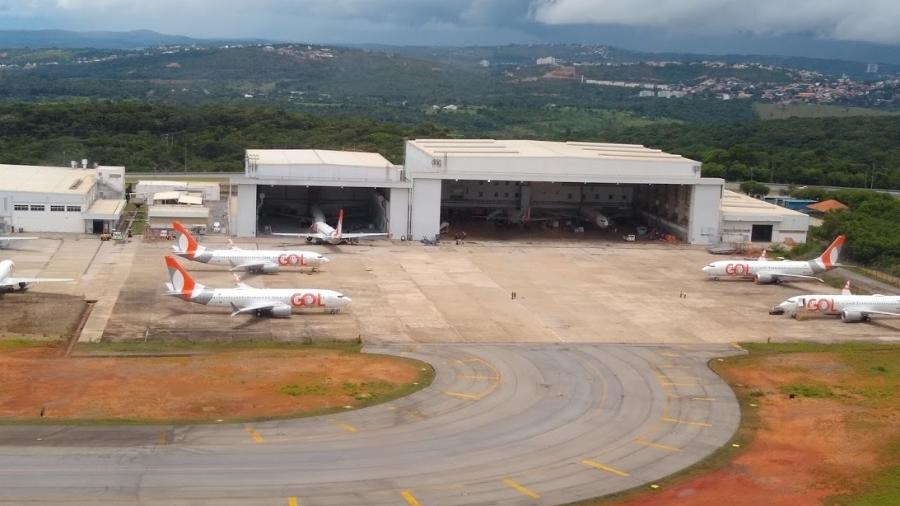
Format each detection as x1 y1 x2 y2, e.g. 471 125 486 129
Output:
772 294 900 322
176 248 327 271
0 259 13 281
176 287 350 315
702 260 819 282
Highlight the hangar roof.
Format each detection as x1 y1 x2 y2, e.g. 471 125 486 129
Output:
408 139 694 162
247 149 397 169
0 164 96 195
721 190 807 219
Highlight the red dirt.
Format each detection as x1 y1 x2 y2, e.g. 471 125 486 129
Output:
615 352 900 506
0 346 426 422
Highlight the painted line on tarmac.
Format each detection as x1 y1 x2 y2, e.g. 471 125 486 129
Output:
244 426 265 444
401 490 421 506
461 375 500 380
659 382 701 387
328 419 358 433
581 459 630 477
443 391 481 401
157 431 168 445
663 417 712 428
635 439 681 452
502 478 540 499
288 497 298 506
656 375 702 381
690 396 716 401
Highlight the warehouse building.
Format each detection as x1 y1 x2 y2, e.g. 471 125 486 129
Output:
0 164 126 234
720 190 809 244
230 140 733 244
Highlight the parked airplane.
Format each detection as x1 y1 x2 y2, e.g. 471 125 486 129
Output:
701 235 845 284
273 207 387 245
769 282 900 323
0 259 72 292
163 255 350 317
0 236 38 249
172 222 328 273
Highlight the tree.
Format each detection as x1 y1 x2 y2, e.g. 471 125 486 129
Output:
740 180 770 198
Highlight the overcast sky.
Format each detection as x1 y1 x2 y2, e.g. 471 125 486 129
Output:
2 1 899 49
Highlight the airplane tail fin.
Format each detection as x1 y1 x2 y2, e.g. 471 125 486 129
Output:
172 221 202 258
336 209 344 238
164 255 202 299
842 281 852 295
815 235 846 270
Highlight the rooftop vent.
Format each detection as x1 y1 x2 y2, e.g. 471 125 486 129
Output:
69 178 84 190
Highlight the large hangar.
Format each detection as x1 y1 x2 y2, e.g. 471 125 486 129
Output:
404 139 724 244
231 149 409 238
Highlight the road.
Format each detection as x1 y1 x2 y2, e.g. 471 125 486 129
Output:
0 344 742 506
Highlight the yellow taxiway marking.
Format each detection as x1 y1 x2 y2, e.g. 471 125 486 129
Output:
328 419 358 433
461 375 500 380
659 352 681 357
157 431 168 445
663 417 712 427
503 478 540 499
582 459 629 477
462 357 482 363
443 391 481 400
287 497 298 506
659 382 701 387
401 490 421 506
690 397 716 401
244 427 265 443
635 439 681 452
657 375 702 381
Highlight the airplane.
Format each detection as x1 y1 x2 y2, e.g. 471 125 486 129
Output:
701 235 845 284
769 281 900 323
172 221 329 274
272 207 387 245
0 236 39 249
163 255 351 317
0 259 72 292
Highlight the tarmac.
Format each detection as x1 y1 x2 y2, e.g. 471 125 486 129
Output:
0 343 742 506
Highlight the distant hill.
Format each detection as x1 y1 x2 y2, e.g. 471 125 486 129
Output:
0 29 263 49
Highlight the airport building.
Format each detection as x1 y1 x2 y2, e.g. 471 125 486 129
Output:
231 140 726 244
719 189 809 244
0 163 126 234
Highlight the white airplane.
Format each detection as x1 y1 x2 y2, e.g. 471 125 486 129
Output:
273 207 387 245
0 259 72 292
702 235 845 284
172 221 329 274
163 255 351 317
0 236 39 249
770 281 900 323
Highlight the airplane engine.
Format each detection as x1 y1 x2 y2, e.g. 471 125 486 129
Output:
753 273 775 284
17 282 29 291
260 264 279 274
840 310 867 323
269 306 292 318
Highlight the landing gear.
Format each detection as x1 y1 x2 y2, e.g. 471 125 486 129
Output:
17 282 28 293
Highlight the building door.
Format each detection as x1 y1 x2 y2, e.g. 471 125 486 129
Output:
92 220 105 234
751 224 773 242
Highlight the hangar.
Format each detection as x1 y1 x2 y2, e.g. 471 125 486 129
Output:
720 190 809 244
0 163 126 234
231 149 408 238
231 140 726 244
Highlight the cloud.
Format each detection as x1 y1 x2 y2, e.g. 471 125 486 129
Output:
530 0 900 45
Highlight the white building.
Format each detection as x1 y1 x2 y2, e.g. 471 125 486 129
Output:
133 180 220 203
719 190 809 244
231 140 727 244
0 164 126 234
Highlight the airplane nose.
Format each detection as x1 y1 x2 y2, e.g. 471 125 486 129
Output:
701 266 710 273
319 256 330 263
341 296 352 304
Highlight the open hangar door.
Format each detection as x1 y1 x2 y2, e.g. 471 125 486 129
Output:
439 180 691 241
256 185 389 236
439 180 637 240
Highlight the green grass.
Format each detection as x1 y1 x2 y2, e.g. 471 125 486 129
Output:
755 103 900 120
780 383 836 398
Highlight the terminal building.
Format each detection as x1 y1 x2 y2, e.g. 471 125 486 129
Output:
231 140 728 244
0 163 126 234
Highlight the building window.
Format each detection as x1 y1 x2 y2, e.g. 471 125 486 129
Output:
67 205 81 212
50 205 65 212
30 205 45 211
14 204 28 211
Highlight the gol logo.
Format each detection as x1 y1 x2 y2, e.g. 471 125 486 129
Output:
278 254 306 266
725 263 751 276
804 298 835 313
291 293 325 307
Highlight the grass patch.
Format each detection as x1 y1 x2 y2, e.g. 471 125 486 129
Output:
780 383 835 398
73 339 363 355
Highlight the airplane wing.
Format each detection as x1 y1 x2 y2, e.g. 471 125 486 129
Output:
228 261 277 272
860 309 900 318
229 301 288 317
770 272 825 282
2 276 73 287
339 232 388 240
272 232 322 240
